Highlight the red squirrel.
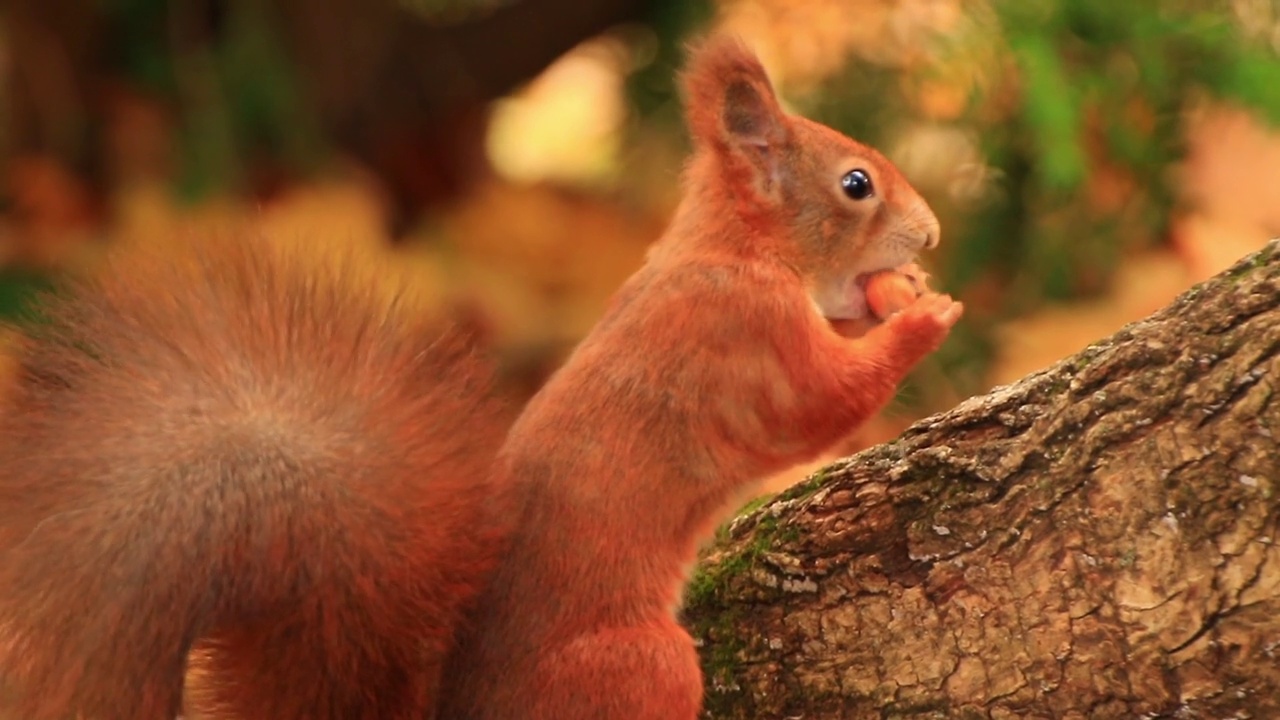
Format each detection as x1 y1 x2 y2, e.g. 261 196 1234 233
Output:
439 36 961 719
0 35 960 719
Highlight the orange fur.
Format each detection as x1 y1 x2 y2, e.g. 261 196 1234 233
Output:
0 239 514 719
0 34 960 720
440 35 962 719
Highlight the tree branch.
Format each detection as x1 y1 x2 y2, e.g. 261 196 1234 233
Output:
686 239 1280 719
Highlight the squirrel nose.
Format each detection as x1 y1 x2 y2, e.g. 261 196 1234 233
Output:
923 230 939 250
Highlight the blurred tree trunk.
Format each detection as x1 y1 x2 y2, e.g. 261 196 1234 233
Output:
686 240 1280 719
271 0 655 225
2 0 658 232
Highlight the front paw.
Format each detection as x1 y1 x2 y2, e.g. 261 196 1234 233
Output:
880 292 963 356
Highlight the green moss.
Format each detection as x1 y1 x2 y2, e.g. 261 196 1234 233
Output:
780 466 831 502
710 492 776 545
1118 548 1137 568
687 551 753 607
685 584 749 717
736 492 775 518
1224 244 1275 285
1046 374 1071 396
686 482 815 716
699 609 748 712
751 510 801 549
689 492 806 605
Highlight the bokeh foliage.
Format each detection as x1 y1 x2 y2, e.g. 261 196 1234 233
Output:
811 0 1280 309
777 0 1280 402
3 0 1279 403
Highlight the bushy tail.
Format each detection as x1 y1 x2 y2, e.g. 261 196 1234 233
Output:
0 237 513 719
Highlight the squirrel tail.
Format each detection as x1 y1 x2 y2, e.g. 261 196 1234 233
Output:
0 237 512 720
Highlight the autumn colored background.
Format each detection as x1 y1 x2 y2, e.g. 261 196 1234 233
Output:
3 0 1279 489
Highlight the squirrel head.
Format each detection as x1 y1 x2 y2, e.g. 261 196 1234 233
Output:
680 36 941 321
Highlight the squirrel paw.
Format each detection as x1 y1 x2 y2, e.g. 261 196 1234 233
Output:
881 292 964 353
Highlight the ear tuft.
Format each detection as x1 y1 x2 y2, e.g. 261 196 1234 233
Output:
680 35 787 151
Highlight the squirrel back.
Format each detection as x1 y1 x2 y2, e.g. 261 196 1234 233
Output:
0 238 512 719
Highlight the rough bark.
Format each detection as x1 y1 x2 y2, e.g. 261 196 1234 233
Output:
685 240 1280 719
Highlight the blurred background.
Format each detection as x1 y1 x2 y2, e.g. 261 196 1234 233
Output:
2 0 1279 489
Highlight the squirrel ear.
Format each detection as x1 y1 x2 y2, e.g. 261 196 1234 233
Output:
681 36 788 153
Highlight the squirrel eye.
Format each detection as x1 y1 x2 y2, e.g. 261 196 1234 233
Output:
841 169 874 201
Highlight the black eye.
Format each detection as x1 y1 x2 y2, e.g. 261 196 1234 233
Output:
841 169 874 200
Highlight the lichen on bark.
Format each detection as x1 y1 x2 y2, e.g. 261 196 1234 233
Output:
686 239 1280 719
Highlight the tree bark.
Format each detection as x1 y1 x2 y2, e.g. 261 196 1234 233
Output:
685 240 1280 719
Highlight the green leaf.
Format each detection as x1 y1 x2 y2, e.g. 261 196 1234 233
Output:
1012 34 1087 192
